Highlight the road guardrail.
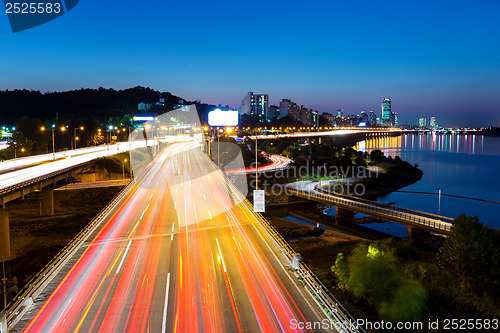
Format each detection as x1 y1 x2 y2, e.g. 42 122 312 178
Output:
222 176 365 333
3 178 137 330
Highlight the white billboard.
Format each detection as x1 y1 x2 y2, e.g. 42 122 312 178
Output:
208 109 239 127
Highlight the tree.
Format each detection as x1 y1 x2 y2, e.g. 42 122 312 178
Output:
437 214 500 295
332 240 427 322
370 149 384 162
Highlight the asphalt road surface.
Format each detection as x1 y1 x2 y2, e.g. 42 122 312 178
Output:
21 141 330 332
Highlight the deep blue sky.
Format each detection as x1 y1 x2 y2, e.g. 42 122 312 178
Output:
1 0 499 127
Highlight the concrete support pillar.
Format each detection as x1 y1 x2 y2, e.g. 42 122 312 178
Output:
407 226 430 239
336 207 355 218
40 190 54 216
0 211 11 261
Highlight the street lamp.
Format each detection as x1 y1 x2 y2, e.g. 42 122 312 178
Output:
41 125 57 160
14 147 25 159
122 159 127 179
255 135 258 190
222 152 228 171
107 125 114 155
217 127 220 167
73 126 84 150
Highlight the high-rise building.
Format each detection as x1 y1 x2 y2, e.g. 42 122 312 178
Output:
336 108 343 118
419 117 427 127
368 110 376 125
322 112 334 125
240 92 269 122
300 106 309 125
360 110 369 124
268 105 279 120
311 110 319 128
279 99 300 122
430 116 437 129
382 98 392 126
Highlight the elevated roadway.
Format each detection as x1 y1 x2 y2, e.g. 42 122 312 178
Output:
0 141 150 207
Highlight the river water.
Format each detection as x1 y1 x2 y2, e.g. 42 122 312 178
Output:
351 133 500 234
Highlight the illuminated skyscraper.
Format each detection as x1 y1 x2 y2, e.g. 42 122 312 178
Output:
419 117 427 127
430 116 437 129
240 92 269 122
368 110 376 125
336 108 343 118
382 98 392 126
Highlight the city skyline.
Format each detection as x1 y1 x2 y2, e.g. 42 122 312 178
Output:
1 0 499 127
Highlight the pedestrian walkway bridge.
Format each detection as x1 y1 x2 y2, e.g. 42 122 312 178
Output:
287 182 454 235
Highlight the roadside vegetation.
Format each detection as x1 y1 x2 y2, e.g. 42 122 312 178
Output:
268 211 500 331
258 138 422 197
327 214 499 329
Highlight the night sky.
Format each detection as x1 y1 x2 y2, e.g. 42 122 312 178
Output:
1 0 499 127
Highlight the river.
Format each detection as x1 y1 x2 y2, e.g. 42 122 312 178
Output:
350 133 500 236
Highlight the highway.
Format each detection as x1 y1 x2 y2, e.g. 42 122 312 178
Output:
224 153 292 174
247 128 401 140
0 143 131 174
19 141 329 332
0 142 148 192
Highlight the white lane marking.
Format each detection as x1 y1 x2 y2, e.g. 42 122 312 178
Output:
115 241 132 274
251 223 328 322
208 210 212 220
139 203 150 220
150 194 154 200
215 238 227 273
171 224 174 241
161 272 171 333
202 193 206 200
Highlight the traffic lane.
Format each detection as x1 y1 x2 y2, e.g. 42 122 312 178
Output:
22 150 175 332
167 144 317 332
174 142 331 332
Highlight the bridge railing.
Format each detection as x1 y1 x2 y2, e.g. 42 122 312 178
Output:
222 179 365 333
0 161 89 195
288 186 453 233
315 184 454 223
3 178 137 329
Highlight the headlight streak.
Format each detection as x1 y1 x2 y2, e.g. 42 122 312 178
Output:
21 142 325 333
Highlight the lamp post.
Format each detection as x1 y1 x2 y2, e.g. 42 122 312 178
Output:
41 126 56 160
73 126 84 150
255 135 258 190
122 159 127 179
436 188 442 215
14 147 25 159
107 125 113 156
51 127 55 159
222 152 228 171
